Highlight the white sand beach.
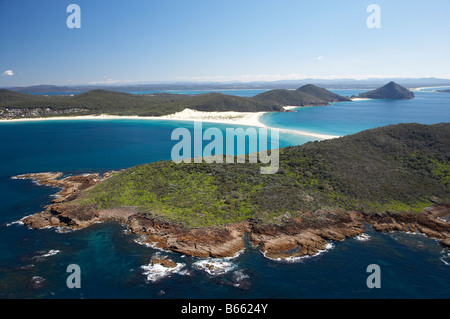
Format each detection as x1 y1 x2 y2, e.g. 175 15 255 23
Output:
410 86 450 91
0 108 341 140
350 98 372 101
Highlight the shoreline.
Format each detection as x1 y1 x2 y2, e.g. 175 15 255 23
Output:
411 86 450 91
0 108 341 140
15 171 450 261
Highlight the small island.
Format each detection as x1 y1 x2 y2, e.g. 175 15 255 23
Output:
356 81 415 100
16 123 450 260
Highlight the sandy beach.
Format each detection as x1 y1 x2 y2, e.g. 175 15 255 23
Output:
410 86 450 91
0 108 340 140
350 98 373 101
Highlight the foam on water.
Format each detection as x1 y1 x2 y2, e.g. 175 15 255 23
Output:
192 258 237 276
356 233 371 241
141 254 186 282
440 250 450 266
32 249 60 261
262 242 335 263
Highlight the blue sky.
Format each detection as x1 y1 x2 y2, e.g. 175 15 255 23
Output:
1 0 449 86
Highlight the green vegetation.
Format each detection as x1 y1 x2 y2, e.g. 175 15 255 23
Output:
296 84 351 103
0 89 284 117
253 89 327 107
253 84 350 107
357 81 415 99
0 84 351 119
75 123 449 228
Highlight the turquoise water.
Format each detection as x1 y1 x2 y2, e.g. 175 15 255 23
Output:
0 90 449 299
261 90 450 136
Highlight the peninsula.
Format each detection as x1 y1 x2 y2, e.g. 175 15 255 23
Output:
0 84 349 120
16 123 450 260
0 82 416 122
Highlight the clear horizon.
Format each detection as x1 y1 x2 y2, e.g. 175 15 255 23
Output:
1 0 449 86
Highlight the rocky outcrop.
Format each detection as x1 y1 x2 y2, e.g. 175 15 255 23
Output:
128 214 250 258
250 211 365 259
14 172 450 261
364 205 450 242
14 172 107 203
17 171 122 229
151 258 177 268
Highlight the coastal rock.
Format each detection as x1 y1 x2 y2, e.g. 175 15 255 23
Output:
128 214 249 258
14 172 111 203
441 239 450 248
250 211 365 259
17 172 119 229
151 258 177 268
365 206 450 248
14 170 450 261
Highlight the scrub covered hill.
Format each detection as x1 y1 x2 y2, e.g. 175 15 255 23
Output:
296 84 352 103
0 84 351 119
252 84 351 107
74 123 450 228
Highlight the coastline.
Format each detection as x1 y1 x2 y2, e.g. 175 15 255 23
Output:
0 108 341 140
411 86 450 91
15 171 450 261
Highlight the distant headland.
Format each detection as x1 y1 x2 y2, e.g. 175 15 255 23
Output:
0 82 414 121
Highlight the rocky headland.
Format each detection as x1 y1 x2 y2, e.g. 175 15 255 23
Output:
15 172 450 260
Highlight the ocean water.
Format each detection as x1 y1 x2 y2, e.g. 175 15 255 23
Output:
261 90 450 136
0 90 449 299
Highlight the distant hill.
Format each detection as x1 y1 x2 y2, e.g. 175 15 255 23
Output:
437 89 450 93
7 85 75 94
0 89 31 103
6 77 450 93
0 88 286 118
253 89 327 107
180 92 283 112
253 84 350 107
0 84 349 119
358 81 415 100
297 84 351 103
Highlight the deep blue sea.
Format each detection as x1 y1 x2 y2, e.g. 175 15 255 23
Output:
0 89 449 299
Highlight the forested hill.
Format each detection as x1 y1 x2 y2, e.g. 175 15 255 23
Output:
75 123 449 228
253 84 351 106
357 81 415 99
0 84 350 119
